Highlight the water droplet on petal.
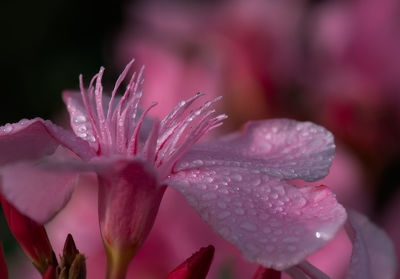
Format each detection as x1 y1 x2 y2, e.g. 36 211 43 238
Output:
201 192 217 201
192 160 204 167
217 201 227 209
74 115 87 123
240 222 257 231
217 211 231 219
3 124 13 133
235 208 245 215
231 173 242 182
262 227 271 234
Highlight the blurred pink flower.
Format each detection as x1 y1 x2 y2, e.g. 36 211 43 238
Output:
1 61 346 276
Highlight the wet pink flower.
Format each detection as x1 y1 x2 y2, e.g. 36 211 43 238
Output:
1 61 345 276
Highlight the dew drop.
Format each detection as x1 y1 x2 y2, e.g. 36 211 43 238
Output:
201 192 217 201
192 160 204 167
231 173 242 182
262 227 271 234
240 222 257 232
245 243 260 253
78 126 88 132
74 115 87 123
205 177 214 183
235 208 245 215
218 227 231 238
217 201 227 209
217 211 231 219
3 124 13 133
252 178 261 186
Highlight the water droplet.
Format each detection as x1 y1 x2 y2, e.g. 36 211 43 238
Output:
231 173 242 182
217 201 227 209
217 211 231 219
273 229 282 236
240 222 257 232
197 184 207 190
78 126 87 132
79 133 88 138
218 227 231 238
271 193 278 199
201 192 217 201
287 245 297 252
74 115 87 123
235 208 245 215
3 124 13 133
88 135 96 142
283 236 299 243
205 177 214 183
262 227 271 234
252 178 261 186
192 160 204 167
19 119 29 126
245 243 260 253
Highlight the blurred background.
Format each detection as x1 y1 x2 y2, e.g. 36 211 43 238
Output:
1 0 399 278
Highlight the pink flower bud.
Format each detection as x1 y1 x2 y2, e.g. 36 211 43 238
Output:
0 195 56 274
166 245 214 279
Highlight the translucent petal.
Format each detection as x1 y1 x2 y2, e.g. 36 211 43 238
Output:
0 118 95 165
0 161 78 224
167 166 346 270
175 119 335 182
346 210 397 279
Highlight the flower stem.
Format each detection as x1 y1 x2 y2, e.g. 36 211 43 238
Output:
105 246 136 279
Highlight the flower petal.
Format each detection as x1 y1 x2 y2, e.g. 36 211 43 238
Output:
345 210 397 279
0 118 95 165
167 166 346 270
0 161 78 224
175 119 335 182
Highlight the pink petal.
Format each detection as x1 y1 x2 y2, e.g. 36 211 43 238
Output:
345 210 397 279
0 161 78 224
167 166 346 270
0 118 95 164
175 119 335 182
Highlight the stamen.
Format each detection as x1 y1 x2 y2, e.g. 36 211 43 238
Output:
79 74 101 152
107 59 135 122
127 102 158 156
94 67 112 147
142 119 160 161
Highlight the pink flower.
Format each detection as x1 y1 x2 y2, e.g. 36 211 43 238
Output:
1 61 345 276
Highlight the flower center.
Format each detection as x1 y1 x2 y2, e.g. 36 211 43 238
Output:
79 60 226 177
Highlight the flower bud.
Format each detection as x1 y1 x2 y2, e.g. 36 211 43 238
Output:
0 195 56 274
252 266 281 279
166 245 214 279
